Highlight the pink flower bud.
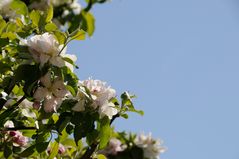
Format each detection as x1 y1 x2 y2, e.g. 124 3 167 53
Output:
13 135 28 146
33 101 41 110
58 144 66 154
9 131 17 137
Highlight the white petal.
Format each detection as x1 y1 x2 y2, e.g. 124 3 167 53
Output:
72 100 85 112
39 54 50 68
50 56 65 68
40 72 52 88
52 78 67 98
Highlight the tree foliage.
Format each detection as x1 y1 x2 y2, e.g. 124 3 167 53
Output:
0 0 165 159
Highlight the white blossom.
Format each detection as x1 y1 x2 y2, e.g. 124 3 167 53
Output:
135 133 166 159
26 33 77 71
100 138 125 155
70 0 81 15
0 0 16 19
73 79 118 119
34 72 68 112
29 0 50 10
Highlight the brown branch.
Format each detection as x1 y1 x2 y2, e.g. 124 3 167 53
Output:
2 127 36 131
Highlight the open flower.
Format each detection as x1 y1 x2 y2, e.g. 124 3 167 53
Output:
73 79 118 119
26 33 77 71
0 0 16 19
135 133 166 159
100 138 125 156
34 72 68 112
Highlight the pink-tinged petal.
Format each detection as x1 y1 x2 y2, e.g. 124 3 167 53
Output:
52 78 67 98
43 96 62 112
54 97 63 111
43 95 57 112
40 72 52 88
34 87 48 101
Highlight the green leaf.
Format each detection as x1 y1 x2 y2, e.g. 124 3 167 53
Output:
61 138 76 147
97 154 107 159
19 145 36 157
54 31 67 45
81 11 95 36
48 141 59 159
4 144 12 159
10 0 28 16
72 112 95 145
45 23 58 32
0 38 8 48
86 130 99 145
36 142 49 153
55 112 72 133
99 117 112 149
0 18 6 35
30 10 41 27
70 29 86 40
1 32 16 40
0 61 11 74
45 5 53 23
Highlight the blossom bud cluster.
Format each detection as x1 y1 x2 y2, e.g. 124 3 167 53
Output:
3 121 28 147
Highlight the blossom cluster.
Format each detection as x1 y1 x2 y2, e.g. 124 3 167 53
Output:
3 121 28 147
0 0 166 159
101 133 166 159
73 79 118 119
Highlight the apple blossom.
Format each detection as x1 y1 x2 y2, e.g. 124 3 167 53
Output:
34 72 68 112
26 33 77 71
0 0 16 19
135 133 166 159
73 79 118 119
100 138 125 155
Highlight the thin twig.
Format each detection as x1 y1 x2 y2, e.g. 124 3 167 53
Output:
2 127 36 131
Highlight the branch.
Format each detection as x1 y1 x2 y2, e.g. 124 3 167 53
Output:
110 113 120 125
80 143 98 159
2 127 36 131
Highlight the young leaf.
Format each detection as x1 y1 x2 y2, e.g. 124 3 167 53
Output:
70 29 86 41
45 5 53 23
10 0 28 16
81 11 95 36
30 10 41 27
99 117 112 149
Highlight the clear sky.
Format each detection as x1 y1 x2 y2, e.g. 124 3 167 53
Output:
70 0 239 158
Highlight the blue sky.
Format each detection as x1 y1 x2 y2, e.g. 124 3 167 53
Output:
70 0 239 158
